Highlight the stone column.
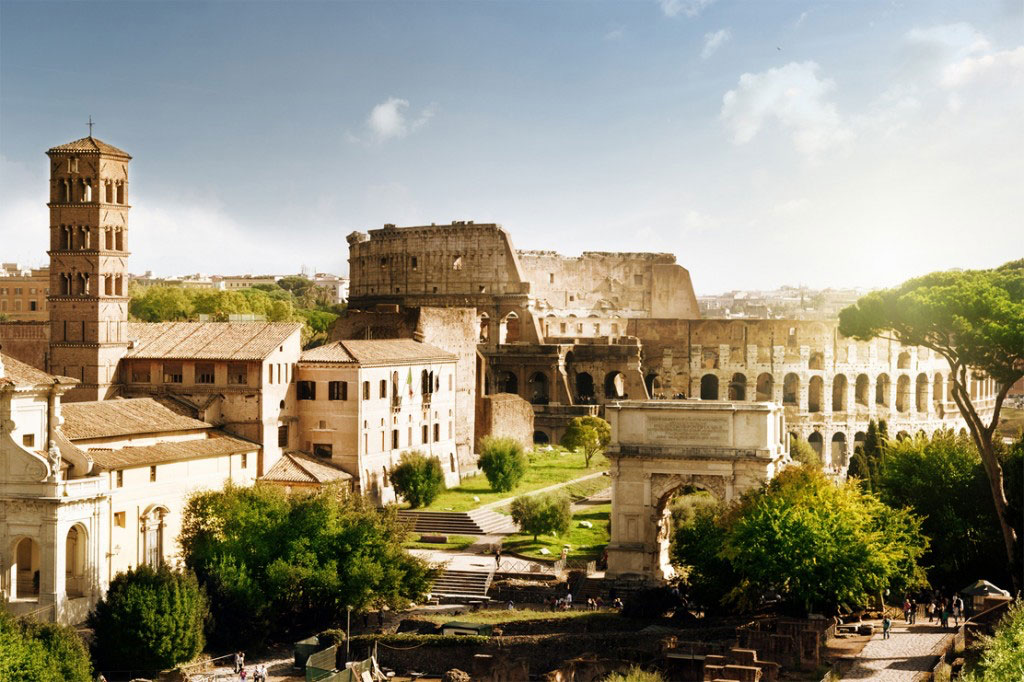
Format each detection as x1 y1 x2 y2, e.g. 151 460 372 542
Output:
823 377 833 415
886 377 896 414
39 514 64 622
799 375 809 413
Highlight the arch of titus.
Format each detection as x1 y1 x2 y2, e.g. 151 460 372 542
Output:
604 400 789 581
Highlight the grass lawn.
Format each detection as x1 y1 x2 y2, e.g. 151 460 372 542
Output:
419 607 618 625
416 448 609 512
501 502 610 561
403 535 477 552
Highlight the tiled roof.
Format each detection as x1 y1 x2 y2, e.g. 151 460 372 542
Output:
0 352 58 388
125 321 302 360
87 434 256 470
60 398 210 441
300 339 456 366
262 452 354 484
47 136 131 158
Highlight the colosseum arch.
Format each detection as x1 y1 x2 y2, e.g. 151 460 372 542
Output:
855 374 870 407
605 371 626 399
896 375 911 413
528 372 550 405
808 376 824 413
783 373 799 405
831 432 847 467
755 373 773 401
915 373 929 412
645 372 662 397
497 370 518 394
575 372 595 401
700 374 719 400
728 373 747 401
876 373 891 406
500 311 521 344
897 351 911 369
832 374 848 412
934 373 945 413
808 431 824 457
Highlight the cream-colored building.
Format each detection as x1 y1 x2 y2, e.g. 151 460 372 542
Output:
0 265 49 322
295 339 460 503
1 352 258 624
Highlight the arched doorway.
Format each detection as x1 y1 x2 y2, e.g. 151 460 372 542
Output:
13 537 40 599
497 371 518 394
575 372 595 402
876 373 890 407
700 374 719 400
651 475 728 580
831 432 847 467
528 372 550 405
65 525 87 598
783 373 799 405
533 430 550 444
896 375 911 413
728 373 747 401
500 312 521 344
832 374 848 412
807 431 823 458
645 373 662 398
854 431 867 453
808 376 823 413
605 371 626 399
916 373 929 412
855 374 869 407
755 373 773 401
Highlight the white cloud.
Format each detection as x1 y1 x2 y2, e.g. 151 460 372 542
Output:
349 97 438 144
604 27 624 41
794 11 808 29
905 23 991 60
701 28 731 60
720 61 852 157
659 0 717 19
941 46 1024 88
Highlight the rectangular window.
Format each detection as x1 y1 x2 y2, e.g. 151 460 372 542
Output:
411 256 418 270
163 362 183 383
363 381 370 399
278 424 288 448
241 453 248 469
195 362 215 384
328 381 347 400
380 379 387 399
560 323 567 334
422 424 429 444
29 300 37 311
22 434 35 448
392 429 399 449
149 465 157 482
448 374 453 391
116 470 124 488
313 443 333 458
114 511 126 528
549 273 555 283
297 380 317 400
267 365 273 384
227 363 247 385
131 363 151 383
433 423 440 442
634 274 643 286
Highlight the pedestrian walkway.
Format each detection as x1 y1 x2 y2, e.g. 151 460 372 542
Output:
476 470 608 512
840 620 953 681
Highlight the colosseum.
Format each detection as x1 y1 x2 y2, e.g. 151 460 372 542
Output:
345 221 995 467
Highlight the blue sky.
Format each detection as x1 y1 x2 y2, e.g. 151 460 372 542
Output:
1 0 1021 293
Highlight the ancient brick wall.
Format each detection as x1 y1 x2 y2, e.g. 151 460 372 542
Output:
0 321 50 371
476 393 534 451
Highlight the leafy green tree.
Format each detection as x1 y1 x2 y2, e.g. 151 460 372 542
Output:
672 505 737 613
391 451 446 508
478 436 529 492
722 467 927 613
839 260 1024 587
603 666 667 682
0 610 92 682
848 419 888 491
789 437 821 469
960 598 1024 682
879 430 1012 589
509 493 571 541
88 565 207 674
560 416 611 468
129 285 194 322
179 484 434 647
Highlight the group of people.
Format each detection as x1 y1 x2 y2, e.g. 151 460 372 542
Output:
233 651 269 681
885 593 968 638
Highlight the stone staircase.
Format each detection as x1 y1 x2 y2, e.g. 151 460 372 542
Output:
398 509 517 536
430 568 493 601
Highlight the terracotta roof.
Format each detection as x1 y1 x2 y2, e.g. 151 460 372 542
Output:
47 136 131 158
0 352 58 388
87 433 256 470
262 452 354 485
125 321 302 360
60 398 210 441
300 339 455 366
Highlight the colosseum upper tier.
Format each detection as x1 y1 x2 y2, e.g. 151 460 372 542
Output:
345 222 995 467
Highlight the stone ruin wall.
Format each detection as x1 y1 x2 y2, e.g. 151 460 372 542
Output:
0 321 50 371
475 392 535 453
517 250 700 320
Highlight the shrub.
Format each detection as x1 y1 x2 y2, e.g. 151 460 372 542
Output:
560 416 611 468
510 493 572 541
0 609 92 682
478 437 528 492
604 666 667 682
960 599 1024 681
391 451 446 508
88 564 208 674
789 437 821 469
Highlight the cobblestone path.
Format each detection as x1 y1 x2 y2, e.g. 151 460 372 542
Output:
841 620 954 681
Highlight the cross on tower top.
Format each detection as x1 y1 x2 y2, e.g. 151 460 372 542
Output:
87 116 94 137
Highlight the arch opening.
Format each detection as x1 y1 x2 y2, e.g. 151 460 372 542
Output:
533 430 550 444
728 373 747 401
528 371 550 405
575 372 595 402
13 537 41 599
855 374 870 407
700 374 719 400
65 524 87 598
896 375 911 413
605 371 626 399
783 373 799 406
755 373 773 401
808 376 824 413
497 371 518 395
832 374 848 412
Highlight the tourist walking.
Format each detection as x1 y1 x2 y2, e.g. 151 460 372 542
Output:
952 597 962 626
903 597 912 624
234 652 243 673
882 615 892 639
910 598 917 624
940 600 950 628
495 548 502 568
927 599 936 622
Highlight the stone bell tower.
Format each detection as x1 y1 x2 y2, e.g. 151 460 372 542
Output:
46 133 132 401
